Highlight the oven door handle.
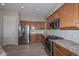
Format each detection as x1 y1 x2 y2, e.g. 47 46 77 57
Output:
46 41 50 44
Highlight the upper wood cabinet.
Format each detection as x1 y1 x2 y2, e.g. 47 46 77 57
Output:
47 14 54 20
47 19 52 29
40 22 45 29
47 9 60 21
47 9 60 29
31 22 45 30
60 3 79 29
20 21 45 30
47 11 54 29
47 3 79 29
53 9 60 19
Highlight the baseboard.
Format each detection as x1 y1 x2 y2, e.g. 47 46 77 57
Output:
1 42 18 46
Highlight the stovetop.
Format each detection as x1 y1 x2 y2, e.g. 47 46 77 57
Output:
46 35 64 40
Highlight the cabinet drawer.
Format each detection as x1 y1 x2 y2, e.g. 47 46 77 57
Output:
54 42 76 56
55 43 71 55
54 47 66 56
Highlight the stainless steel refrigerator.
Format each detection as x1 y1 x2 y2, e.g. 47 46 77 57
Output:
22 25 30 44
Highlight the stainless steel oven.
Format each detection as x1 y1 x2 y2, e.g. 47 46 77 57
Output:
45 38 53 55
44 35 63 56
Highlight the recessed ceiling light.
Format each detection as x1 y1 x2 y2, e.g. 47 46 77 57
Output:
36 8 40 11
1 3 5 6
31 26 35 30
21 6 24 9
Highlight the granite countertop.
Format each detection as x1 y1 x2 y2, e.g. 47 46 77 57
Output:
52 39 79 55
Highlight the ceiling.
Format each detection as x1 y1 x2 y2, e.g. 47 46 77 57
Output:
0 3 61 21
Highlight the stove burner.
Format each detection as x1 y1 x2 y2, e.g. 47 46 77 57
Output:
47 35 64 39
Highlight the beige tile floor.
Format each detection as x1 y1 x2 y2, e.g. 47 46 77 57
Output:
2 43 48 56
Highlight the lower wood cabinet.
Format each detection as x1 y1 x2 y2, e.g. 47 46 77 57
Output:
30 34 42 43
53 42 77 56
41 35 47 43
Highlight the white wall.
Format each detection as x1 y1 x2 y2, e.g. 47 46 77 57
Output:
0 10 3 45
45 30 79 43
0 10 2 44
20 13 45 22
2 11 19 45
21 17 45 22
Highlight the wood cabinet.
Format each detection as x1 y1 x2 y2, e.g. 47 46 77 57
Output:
20 21 45 30
47 3 79 29
41 35 47 43
47 19 52 29
53 9 60 19
47 10 55 29
47 9 60 29
20 21 32 25
3 16 18 45
31 22 45 30
60 4 79 29
53 42 77 56
30 34 42 43
40 22 45 29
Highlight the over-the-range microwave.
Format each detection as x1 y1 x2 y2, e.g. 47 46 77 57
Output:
50 18 60 29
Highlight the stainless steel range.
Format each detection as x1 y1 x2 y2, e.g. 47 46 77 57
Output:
44 35 64 56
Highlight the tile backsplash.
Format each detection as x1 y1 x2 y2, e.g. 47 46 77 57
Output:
45 29 79 43
30 30 45 34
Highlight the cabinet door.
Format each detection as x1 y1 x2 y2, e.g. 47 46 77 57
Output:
47 20 51 29
47 8 60 29
47 14 54 20
53 9 60 19
41 35 46 43
37 34 42 42
47 15 54 29
30 34 36 43
54 47 65 56
60 4 78 28
40 22 45 29
30 34 41 43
